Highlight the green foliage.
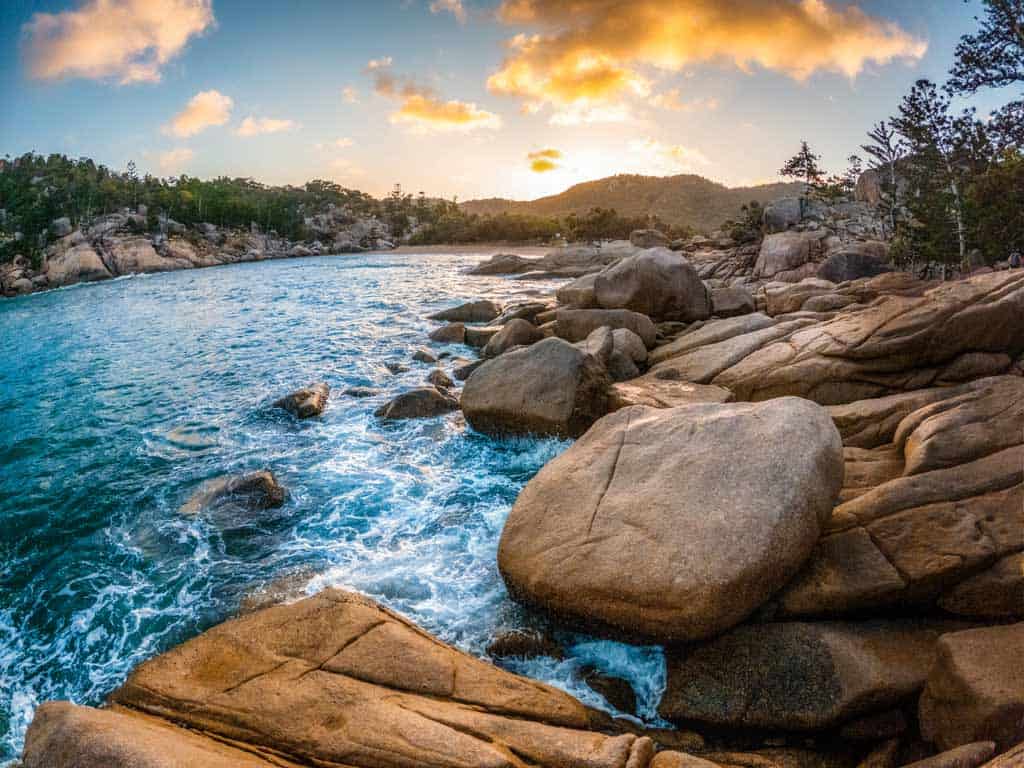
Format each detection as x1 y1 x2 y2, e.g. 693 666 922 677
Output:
721 200 763 244
967 149 1024 261
779 141 825 194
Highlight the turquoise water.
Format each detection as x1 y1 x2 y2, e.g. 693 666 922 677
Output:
0 252 665 761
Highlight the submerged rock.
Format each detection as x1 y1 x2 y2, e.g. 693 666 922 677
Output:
179 470 286 515
274 382 329 418
498 398 843 642
486 628 564 660
374 387 459 419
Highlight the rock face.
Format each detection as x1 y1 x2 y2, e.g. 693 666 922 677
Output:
556 308 657 348
594 248 711 321
919 624 1024 753
25 589 685 768
179 471 286 515
763 197 803 234
374 387 459 419
428 299 502 322
43 237 111 286
660 620 965 731
630 229 670 249
482 317 544 357
754 231 828 282
498 398 843 641
274 382 329 418
462 337 611 437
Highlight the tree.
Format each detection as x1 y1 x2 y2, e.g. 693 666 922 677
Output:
779 141 824 195
861 121 906 236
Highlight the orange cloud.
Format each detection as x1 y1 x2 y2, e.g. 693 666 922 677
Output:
430 0 467 23
528 148 562 172
158 147 194 173
489 0 926 119
369 59 501 132
23 0 214 84
164 90 233 138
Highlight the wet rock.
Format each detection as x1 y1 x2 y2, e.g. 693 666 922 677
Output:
179 471 286 515
660 620 966 732
630 229 670 249
384 361 409 374
344 386 382 398
482 318 544 357
919 623 1024 753
581 667 637 716
711 286 756 317
493 301 551 326
374 387 459 419
557 273 599 308
412 347 438 364
902 743 997 768
557 308 658 348
453 359 484 381
426 368 454 389
274 382 329 418
486 629 564 660
462 337 610 438
428 299 502 322
594 248 711 321
428 322 466 343
467 253 537 275
498 398 843 642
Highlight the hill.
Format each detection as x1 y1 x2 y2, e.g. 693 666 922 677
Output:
461 174 804 233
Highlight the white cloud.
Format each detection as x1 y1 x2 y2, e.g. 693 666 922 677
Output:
164 90 233 138
341 85 360 104
158 147 194 173
366 56 393 70
430 0 467 23
236 116 299 137
23 0 214 84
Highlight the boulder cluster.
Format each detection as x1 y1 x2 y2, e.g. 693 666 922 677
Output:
23 214 1024 768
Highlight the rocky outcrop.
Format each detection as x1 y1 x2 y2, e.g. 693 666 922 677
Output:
274 382 329 418
556 308 658 348
919 624 1024 753
179 471 286 515
498 398 843 642
428 299 502 322
754 231 828 282
374 386 459 419
594 248 711 321
462 337 611 437
43 233 111 286
557 272 599 308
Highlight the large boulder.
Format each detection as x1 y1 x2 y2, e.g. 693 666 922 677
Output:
754 230 828 282
498 398 843 641
660 620 966 731
428 299 502 322
556 308 657 348
461 337 611 437
855 169 884 205
630 229 670 249
762 197 803 234
817 242 892 283
481 317 544 357
374 387 459 419
556 273 599 308
594 248 711 321
44 237 111 286
24 589 683 768
468 253 537 275
919 623 1024 753
711 286 755 317
179 471 286 515
106 236 188 274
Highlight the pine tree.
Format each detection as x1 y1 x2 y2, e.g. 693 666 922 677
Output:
861 121 905 237
779 141 825 196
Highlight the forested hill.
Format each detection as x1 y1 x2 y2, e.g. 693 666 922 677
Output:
461 174 804 232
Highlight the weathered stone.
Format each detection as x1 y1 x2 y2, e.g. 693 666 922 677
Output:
978 742 1024 768
426 368 454 389
594 248 711 321
574 326 615 367
817 243 891 283
429 299 503 322
763 197 804 234
557 308 658 348
612 328 648 364
838 709 907 741
754 231 828 282
608 371 732 411
557 273 599 308
453 359 484 381
462 338 610 438
920 624 1024 753
938 553 1024 619
607 350 640 381
648 314 775 366
374 387 459 419
50 216 73 237
464 325 502 347
179 471 286 515
428 322 466 343
482 317 544 357
660 620 967 731
582 668 637 715
498 398 843 642
712 286 755 317
344 386 382 398
493 301 551 326
44 240 111 286
274 382 329 418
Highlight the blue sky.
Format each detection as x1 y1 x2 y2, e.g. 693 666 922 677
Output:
0 0 1012 200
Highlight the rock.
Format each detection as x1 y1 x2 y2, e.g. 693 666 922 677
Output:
486 629 564 660
630 229 670 249
50 216 73 237
498 398 843 642
453 359 484 381
762 278 839 316
557 308 658 348
557 273 599 308
855 169 884 205
344 386 382 398
802 293 857 313
464 325 503 347
919 623 1024 753
754 231 828 282
817 243 891 283
288 244 312 257
482 318 544 357
462 337 611 438
412 347 438 364
607 350 640 381
648 313 776 366
612 328 647 364
44 240 111 286
650 753 720 768
12 277 33 294
937 553 1024 619
839 710 907 741
179 471 286 515
763 197 803 234
902 744 998 768
857 739 902 768
574 326 615 366
24 589 676 768
274 382 329 418
428 322 466 343
428 299 502 322
374 387 459 419
978 742 1024 768
106 236 185 274
712 286 755 317
594 248 711 321
660 620 966 732
608 371 732 411
581 667 637 715
493 301 551 326
468 253 540 275
426 368 454 389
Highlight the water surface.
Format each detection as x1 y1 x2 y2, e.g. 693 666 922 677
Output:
0 252 665 761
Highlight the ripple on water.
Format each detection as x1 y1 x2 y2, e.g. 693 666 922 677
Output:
0 252 667 762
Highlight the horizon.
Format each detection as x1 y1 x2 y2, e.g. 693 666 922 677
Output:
2 0 1014 201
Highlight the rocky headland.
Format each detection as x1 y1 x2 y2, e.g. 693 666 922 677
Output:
20 189 1024 768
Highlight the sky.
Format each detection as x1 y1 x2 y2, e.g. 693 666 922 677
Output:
0 0 1012 201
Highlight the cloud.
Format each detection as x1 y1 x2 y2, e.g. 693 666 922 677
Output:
430 0 467 23
528 147 562 172
629 138 711 173
236 116 299 137
368 59 501 132
158 147 194 173
650 90 719 112
367 56 393 70
342 85 360 103
164 89 233 138
488 0 926 119
23 0 214 84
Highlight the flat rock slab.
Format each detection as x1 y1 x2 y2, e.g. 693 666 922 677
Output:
498 398 843 642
